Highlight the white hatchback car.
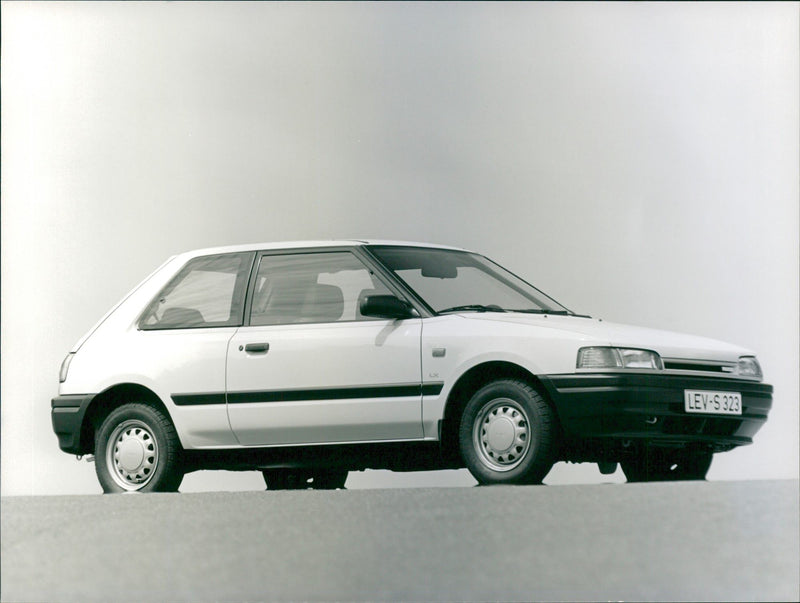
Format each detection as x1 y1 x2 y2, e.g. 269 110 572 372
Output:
52 241 772 492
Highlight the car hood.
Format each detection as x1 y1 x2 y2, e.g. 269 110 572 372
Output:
455 313 752 362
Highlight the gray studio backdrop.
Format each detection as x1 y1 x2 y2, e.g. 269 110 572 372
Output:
2 2 797 495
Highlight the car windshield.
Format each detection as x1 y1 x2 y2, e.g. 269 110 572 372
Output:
368 246 572 315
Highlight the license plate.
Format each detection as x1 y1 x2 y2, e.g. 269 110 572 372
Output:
684 390 742 415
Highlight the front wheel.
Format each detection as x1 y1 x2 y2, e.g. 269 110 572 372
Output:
621 448 713 482
459 379 557 485
95 403 184 493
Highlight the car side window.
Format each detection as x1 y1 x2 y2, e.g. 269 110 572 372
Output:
139 252 253 330
249 252 393 326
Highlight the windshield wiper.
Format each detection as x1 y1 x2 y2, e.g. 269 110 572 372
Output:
437 304 508 315
508 308 572 315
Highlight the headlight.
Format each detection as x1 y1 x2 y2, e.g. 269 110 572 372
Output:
59 353 75 383
577 347 664 370
735 356 763 380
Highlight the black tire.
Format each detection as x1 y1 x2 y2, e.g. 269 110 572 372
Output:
262 469 293 490
621 448 713 482
262 469 348 490
458 379 556 485
95 403 184 493
312 470 348 489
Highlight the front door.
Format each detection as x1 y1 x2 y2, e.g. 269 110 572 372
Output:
226 250 423 446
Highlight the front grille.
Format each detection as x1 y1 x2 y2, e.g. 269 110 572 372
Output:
664 361 728 373
662 358 736 376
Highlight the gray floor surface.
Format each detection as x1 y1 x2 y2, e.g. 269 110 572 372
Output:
2 479 798 602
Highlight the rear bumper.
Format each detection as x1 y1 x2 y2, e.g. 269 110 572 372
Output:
539 373 772 451
51 394 96 454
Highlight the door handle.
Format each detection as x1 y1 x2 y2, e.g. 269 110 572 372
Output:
243 342 270 354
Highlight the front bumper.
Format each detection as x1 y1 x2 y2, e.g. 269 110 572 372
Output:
51 394 96 454
539 373 772 451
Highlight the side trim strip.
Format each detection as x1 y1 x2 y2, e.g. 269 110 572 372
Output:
172 393 227 406
421 383 444 397
172 383 444 406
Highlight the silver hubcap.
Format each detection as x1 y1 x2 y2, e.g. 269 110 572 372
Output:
473 398 531 472
106 420 158 490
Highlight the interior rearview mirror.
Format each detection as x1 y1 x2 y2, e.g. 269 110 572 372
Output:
420 263 458 279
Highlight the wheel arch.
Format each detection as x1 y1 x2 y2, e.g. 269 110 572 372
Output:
440 361 562 465
81 383 173 454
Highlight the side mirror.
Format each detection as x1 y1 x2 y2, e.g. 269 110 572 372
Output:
360 295 416 320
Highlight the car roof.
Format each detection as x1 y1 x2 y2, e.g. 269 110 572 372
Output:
175 240 470 260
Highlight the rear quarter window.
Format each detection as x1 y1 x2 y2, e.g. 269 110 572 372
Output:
139 252 253 330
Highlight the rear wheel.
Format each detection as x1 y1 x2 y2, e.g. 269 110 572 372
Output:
458 379 556 485
95 403 184 493
621 448 713 482
262 469 348 490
